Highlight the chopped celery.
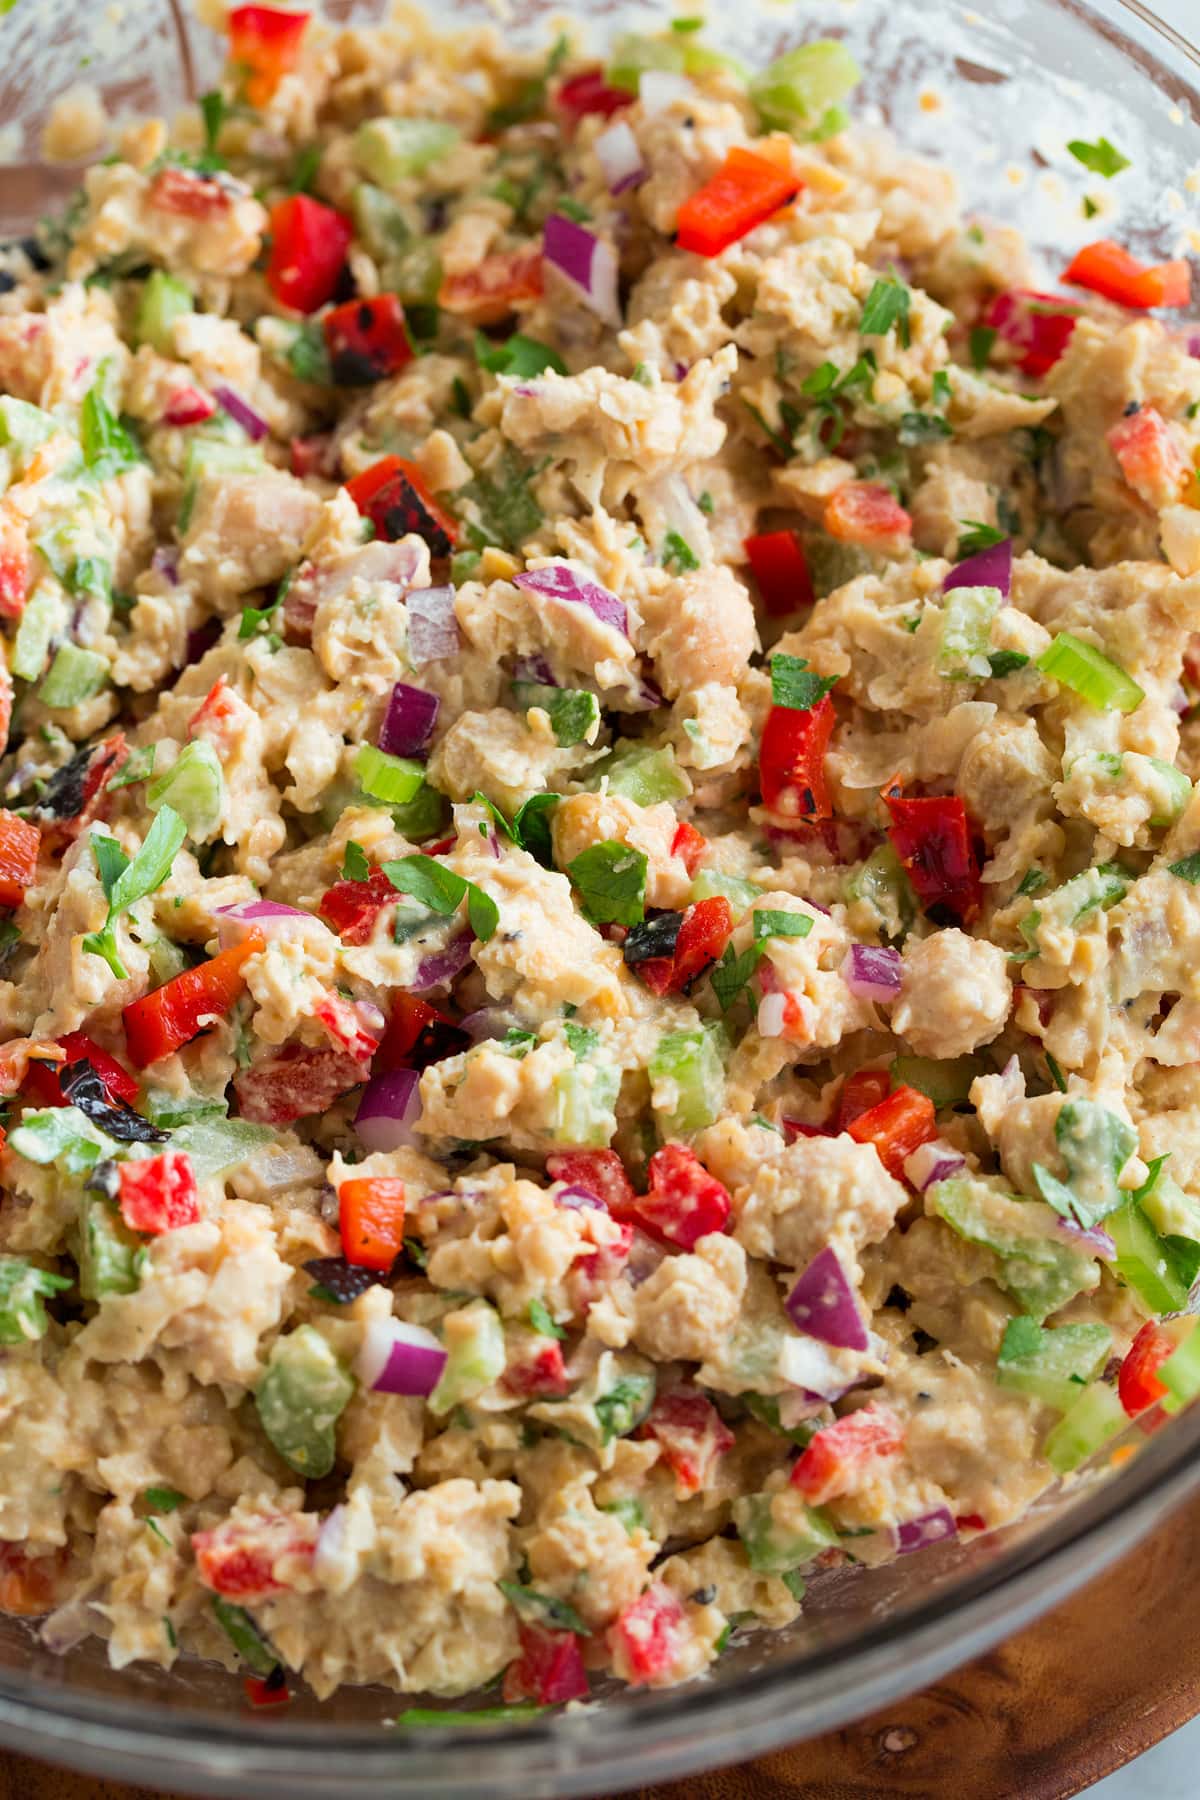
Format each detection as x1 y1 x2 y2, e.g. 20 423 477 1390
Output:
79 1198 142 1301
147 935 191 987
996 1316 1112 1412
0 395 58 454
39 644 108 708
10 1105 116 1173
649 1024 724 1137
354 118 460 185
384 239 443 307
353 744 426 806
171 1117 274 1181
1036 631 1144 715
1157 1320 1200 1414
844 844 915 942
147 739 224 841
389 780 449 841
1033 1099 1135 1230
749 40 861 136
0 1256 71 1344
597 1495 648 1534
1042 1381 1126 1474
552 1056 621 1148
11 583 62 681
744 1394 817 1447
428 1301 506 1415
255 1325 355 1478
589 744 690 806
135 270 193 355
607 32 689 90
350 183 413 259
512 681 600 747
732 1492 839 1572
1109 1198 1196 1312
890 1054 985 1109
938 585 1001 680
930 1175 1099 1319
687 868 763 919
1144 757 1191 828
1141 1173 1200 1246
593 1371 656 1442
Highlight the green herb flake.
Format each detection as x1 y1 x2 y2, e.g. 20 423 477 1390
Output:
968 325 996 371
752 909 813 943
82 805 187 980
1045 1052 1067 1094
859 275 912 347
697 490 715 515
663 529 699 572
142 1485 186 1514
1067 136 1130 179
199 91 226 159
341 840 370 883
381 853 499 943
956 519 1006 556
107 744 156 791
770 652 837 713
1168 851 1200 884
566 840 648 926
474 331 567 379
497 1579 590 1635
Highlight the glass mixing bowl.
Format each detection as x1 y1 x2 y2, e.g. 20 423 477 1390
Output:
1 1 1199 1793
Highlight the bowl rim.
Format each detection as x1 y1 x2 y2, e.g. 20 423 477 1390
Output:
3 1 1200 1794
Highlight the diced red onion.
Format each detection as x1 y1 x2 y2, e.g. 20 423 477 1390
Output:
355 1315 448 1395
778 1333 855 1400
842 943 903 1003
1188 334 1200 358
639 70 692 115
627 1228 668 1287
514 562 628 636
213 383 269 442
313 1504 351 1585
152 546 179 585
512 652 557 686
756 993 788 1040
943 538 1012 599
554 1184 606 1211
543 214 621 327
215 898 311 949
785 1246 869 1352
893 1507 958 1554
379 681 439 757
459 1007 514 1043
185 617 222 665
40 1597 98 1655
354 1068 422 1152
412 932 474 992
406 586 459 665
904 1140 967 1192
622 673 665 712
1056 1216 1116 1260
594 119 645 195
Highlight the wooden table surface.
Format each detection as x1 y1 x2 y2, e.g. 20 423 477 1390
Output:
4 1490 1199 1800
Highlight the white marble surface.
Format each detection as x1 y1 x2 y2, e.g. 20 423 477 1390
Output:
1083 2 1195 1796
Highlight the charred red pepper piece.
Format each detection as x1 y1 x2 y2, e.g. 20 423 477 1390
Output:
266 194 352 314
345 454 458 555
322 295 413 385
883 788 982 923
845 1084 936 1181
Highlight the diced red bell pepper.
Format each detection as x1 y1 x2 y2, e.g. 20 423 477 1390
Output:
670 820 707 878
290 433 333 478
824 482 912 551
789 1403 904 1504
437 248 544 326
229 4 310 107
123 933 263 1069
669 896 734 994
23 1030 139 1109
338 1175 406 1270
637 1144 732 1250
503 1338 570 1398
675 147 800 258
163 385 217 428
188 675 240 742
0 1543 68 1618
345 454 458 556
982 289 1079 378
149 167 232 219
744 529 815 617
313 991 381 1063
318 869 395 946
118 1150 201 1235
639 1388 734 1497
1106 405 1191 509
846 1084 936 1181
608 1583 687 1686
554 65 634 128
266 194 353 314
1118 1319 1175 1416
322 296 413 386
883 788 981 923
546 1147 638 1218
244 1671 289 1707
956 1512 988 1533
233 1044 365 1124
0 532 31 620
759 693 835 819
39 732 128 857
374 991 468 1072
502 1622 589 1705
192 1513 314 1602
834 1068 891 1133
1064 239 1192 311
0 811 39 909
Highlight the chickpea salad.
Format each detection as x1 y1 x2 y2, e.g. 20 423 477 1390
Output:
2 0 1200 1713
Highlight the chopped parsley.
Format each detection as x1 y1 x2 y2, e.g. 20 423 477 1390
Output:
80 375 142 479
198 90 226 162
1067 136 1130 179
663 530 699 572
341 840 370 883
470 789 560 866
897 411 952 446
474 331 566 379
1168 851 1200 884
286 320 332 385
987 650 1029 678
82 805 188 980
859 274 911 347
968 325 996 371
710 908 812 1012
381 854 499 942
1083 196 1100 219
142 1486 186 1514
107 744 156 791
527 1297 566 1340
770 652 837 713
697 490 715 514
566 840 647 926
497 1580 590 1635
1045 1051 1067 1094
631 360 654 386
289 143 322 195
957 519 1007 556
